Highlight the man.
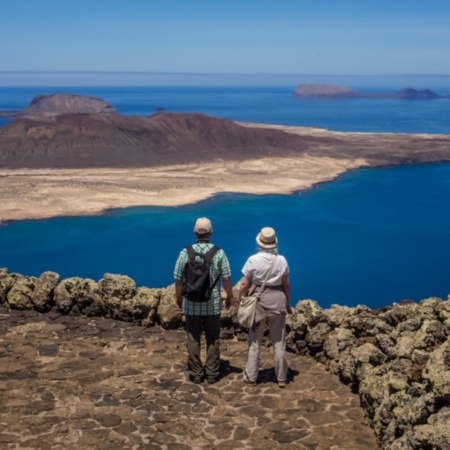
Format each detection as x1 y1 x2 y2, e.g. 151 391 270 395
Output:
174 217 234 384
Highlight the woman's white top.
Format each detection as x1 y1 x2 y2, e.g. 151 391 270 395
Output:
241 251 289 286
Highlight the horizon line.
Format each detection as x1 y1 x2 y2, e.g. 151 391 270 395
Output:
1 70 450 77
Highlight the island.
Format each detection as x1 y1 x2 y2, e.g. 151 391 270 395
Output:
293 84 450 99
1 93 450 222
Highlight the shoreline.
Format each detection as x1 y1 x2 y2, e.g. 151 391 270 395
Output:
0 157 366 224
1 123 450 223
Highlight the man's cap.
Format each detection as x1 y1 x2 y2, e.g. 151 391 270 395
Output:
194 217 213 234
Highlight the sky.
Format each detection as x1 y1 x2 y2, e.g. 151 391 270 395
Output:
1 0 450 85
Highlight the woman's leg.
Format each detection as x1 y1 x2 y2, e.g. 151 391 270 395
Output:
245 319 266 382
267 313 288 382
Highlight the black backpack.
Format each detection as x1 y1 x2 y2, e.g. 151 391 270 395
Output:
182 245 220 302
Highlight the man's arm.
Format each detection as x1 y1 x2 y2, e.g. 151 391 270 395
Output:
238 276 251 302
222 277 234 309
173 249 187 310
175 279 183 309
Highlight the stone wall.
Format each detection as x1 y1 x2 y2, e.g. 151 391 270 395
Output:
286 299 450 449
1 267 449 449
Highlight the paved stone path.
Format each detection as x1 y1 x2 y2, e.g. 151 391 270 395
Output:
0 306 379 449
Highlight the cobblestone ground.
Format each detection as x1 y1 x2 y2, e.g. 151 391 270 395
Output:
0 306 379 449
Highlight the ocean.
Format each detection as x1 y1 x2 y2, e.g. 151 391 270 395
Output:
1 85 450 309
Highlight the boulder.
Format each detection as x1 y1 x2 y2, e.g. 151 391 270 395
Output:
323 327 356 360
358 369 389 418
74 278 105 316
156 285 183 329
351 343 388 366
379 301 418 327
293 299 324 326
323 304 355 327
413 319 447 350
422 340 450 400
7 276 36 310
410 407 450 449
99 273 137 299
134 287 161 326
438 298 450 321
346 309 392 337
54 277 82 313
98 274 137 319
417 297 443 320
32 271 60 312
305 322 331 356
0 268 16 303
116 287 161 324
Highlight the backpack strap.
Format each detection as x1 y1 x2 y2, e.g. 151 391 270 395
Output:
203 245 220 262
185 245 201 260
255 256 278 297
185 245 220 261
202 246 221 291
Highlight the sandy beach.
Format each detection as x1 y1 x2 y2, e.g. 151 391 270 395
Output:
1 123 449 223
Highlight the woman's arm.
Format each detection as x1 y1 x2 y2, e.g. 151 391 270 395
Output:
281 272 293 314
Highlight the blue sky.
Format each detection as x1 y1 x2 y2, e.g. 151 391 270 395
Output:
1 1 450 84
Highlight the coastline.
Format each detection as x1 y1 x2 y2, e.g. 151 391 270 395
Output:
1 122 450 223
0 156 362 223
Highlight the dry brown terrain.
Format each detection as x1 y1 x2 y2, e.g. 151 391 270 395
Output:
1 121 450 223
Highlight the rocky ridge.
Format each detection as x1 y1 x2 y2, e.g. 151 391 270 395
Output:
1 267 449 449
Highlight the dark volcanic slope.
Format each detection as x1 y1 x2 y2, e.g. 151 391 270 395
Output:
0 112 313 168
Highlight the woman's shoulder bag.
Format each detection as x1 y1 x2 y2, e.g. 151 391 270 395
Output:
237 256 277 328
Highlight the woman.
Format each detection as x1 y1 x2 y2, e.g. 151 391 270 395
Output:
238 226 292 388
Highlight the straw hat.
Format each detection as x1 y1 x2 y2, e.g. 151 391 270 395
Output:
256 227 278 248
194 217 213 234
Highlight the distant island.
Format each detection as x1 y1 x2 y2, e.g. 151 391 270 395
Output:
0 93 116 118
293 84 450 99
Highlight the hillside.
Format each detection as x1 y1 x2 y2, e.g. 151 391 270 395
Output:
0 110 315 168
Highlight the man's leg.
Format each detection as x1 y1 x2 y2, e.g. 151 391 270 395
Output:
185 315 204 382
203 314 221 383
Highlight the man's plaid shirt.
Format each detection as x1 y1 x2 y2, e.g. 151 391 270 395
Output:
174 242 231 316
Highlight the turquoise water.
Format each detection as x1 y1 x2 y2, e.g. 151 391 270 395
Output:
1 162 450 309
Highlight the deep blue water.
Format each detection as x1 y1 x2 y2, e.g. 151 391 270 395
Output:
1 163 450 309
1 85 450 309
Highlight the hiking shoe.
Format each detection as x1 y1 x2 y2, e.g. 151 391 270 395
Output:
278 380 286 389
243 372 256 386
189 375 203 384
